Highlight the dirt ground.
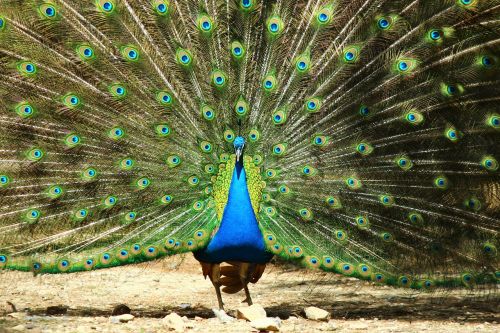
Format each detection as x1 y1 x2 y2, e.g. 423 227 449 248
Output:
0 255 498 332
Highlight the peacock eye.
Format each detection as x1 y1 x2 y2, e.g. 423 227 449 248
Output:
45 6 55 17
430 30 441 40
297 58 314 72
480 56 492 67
158 4 166 12
121 45 140 61
378 18 389 29
0 175 9 185
103 2 113 11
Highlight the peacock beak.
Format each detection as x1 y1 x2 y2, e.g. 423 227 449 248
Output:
236 147 243 162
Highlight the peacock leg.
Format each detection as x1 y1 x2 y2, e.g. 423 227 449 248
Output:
239 262 253 305
210 263 225 310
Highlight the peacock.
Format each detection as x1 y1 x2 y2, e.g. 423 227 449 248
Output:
0 0 499 311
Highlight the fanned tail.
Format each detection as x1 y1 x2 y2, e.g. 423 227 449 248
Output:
0 0 498 291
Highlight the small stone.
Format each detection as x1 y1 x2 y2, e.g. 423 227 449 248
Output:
179 303 191 309
237 304 267 322
194 316 203 321
163 312 186 332
250 317 281 332
304 306 330 321
8 312 27 320
11 324 26 331
327 321 340 331
212 308 235 323
116 313 135 323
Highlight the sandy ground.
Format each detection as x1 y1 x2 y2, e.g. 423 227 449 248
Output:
0 254 498 332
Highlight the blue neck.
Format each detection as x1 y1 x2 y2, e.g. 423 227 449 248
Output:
194 159 272 264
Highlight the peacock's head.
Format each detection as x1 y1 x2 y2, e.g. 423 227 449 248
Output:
234 136 245 162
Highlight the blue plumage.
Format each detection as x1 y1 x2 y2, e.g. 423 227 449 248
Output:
194 157 272 264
